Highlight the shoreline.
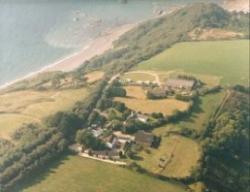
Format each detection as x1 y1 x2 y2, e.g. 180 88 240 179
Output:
1 2 248 91
0 23 136 90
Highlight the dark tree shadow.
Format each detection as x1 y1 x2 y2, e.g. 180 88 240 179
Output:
10 152 72 192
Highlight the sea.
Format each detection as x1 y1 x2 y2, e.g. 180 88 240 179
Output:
0 0 223 86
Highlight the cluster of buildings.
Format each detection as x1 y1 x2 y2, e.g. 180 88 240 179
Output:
76 75 198 163
120 76 196 98
81 126 155 161
149 78 196 98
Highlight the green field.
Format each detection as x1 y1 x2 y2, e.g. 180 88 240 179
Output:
15 155 187 192
135 40 249 85
169 91 226 133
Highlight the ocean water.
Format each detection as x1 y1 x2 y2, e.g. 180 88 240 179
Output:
0 0 222 86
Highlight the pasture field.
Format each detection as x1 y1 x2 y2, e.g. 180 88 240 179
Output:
115 86 189 116
0 88 89 139
16 155 187 192
137 135 201 178
161 91 226 134
135 40 249 85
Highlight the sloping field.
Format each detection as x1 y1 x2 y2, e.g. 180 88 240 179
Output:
85 71 104 83
136 40 249 85
169 91 226 134
137 135 201 178
0 88 89 139
16 155 187 192
115 86 189 115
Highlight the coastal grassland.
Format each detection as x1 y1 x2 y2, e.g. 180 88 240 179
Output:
136 135 201 178
0 114 39 140
0 88 89 139
122 72 156 82
115 86 189 115
16 155 187 192
85 70 104 83
135 40 249 85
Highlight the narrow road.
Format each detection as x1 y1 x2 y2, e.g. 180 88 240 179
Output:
79 152 127 165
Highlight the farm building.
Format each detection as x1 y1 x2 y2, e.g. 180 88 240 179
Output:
137 114 149 123
135 130 154 147
113 131 135 143
166 78 195 91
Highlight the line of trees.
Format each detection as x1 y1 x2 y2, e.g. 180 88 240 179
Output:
0 128 67 191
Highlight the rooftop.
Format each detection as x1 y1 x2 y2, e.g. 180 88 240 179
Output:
135 130 154 145
166 78 195 89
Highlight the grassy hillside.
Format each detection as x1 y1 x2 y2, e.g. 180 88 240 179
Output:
135 40 249 85
15 155 187 192
166 91 226 134
0 88 89 140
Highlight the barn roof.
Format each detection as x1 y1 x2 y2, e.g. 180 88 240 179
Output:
135 131 154 145
166 78 195 89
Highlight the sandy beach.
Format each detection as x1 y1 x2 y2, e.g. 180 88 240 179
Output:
0 23 136 90
46 23 136 72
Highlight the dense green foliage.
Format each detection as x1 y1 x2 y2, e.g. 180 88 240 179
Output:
0 140 14 159
107 86 127 97
201 90 250 192
45 112 82 140
76 130 106 150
